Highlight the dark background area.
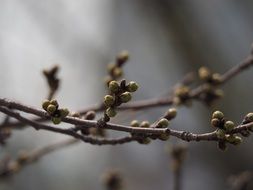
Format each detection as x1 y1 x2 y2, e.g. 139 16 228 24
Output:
0 0 253 190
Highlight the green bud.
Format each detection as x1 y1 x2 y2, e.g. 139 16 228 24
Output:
157 118 169 128
131 120 139 127
225 135 236 143
198 67 211 81
140 121 150 128
42 100 50 111
119 92 132 103
126 81 139 92
107 63 116 73
138 138 151 145
51 117 61 125
211 118 220 128
59 108 69 118
212 73 222 84
224 121 235 132
158 133 170 141
216 129 226 139
50 99 59 107
113 67 123 78
106 107 117 117
245 113 253 123
47 105 57 114
212 111 224 120
104 95 115 107
233 136 243 145
175 86 190 98
108 81 120 93
165 108 177 120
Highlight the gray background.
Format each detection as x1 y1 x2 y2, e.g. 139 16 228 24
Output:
0 0 253 190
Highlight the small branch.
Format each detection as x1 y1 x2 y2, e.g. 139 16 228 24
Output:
0 104 252 144
2 49 253 129
169 144 187 190
0 138 78 178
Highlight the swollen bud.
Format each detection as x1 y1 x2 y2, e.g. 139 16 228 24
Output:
212 111 224 120
104 95 115 107
157 118 169 128
198 67 211 81
126 81 139 92
216 129 225 139
131 120 140 127
211 118 220 128
119 92 132 103
106 107 117 117
42 100 50 111
50 99 59 107
108 81 120 93
51 117 61 125
140 121 150 128
224 121 235 132
165 108 177 120
47 105 57 114
59 108 69 118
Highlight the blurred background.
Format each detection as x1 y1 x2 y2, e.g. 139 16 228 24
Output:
0 0 253 190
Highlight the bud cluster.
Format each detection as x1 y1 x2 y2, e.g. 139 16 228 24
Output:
104 51 129 86
103 80 138 119
198 67 224 105
173 85 192 106
130 108 177 144
42 99 69 125
210 110 243 151
198 67 222 84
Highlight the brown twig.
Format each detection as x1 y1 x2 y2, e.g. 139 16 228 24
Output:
0 138 78 178
2 50 253 129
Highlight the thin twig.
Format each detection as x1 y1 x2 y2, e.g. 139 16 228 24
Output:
2 50 253 129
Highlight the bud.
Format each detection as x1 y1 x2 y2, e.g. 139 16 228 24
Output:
138 138 151 145
52 117 61 125
113 68 123 78
158 133 170 141
198 67 211 81
106 107 117 117
126 81 139 92
131 120 139 127
59 108 69 118
216 129 225 139
104 95 115 107
225 135 236 143
233 136 243 145
212 111 224 120
245 113 253 123
140 121 150 128
119 92 132 103
47 104 57 114
211 118 220 128
85 111 96 120
107 63 116 73
50 99 59 107
175 86 190 99
157 118 169 128
117 50 129 65
108 81 120 93
224 121 235 132
42 100 50 111
212 73 222 84
165 108 177 120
